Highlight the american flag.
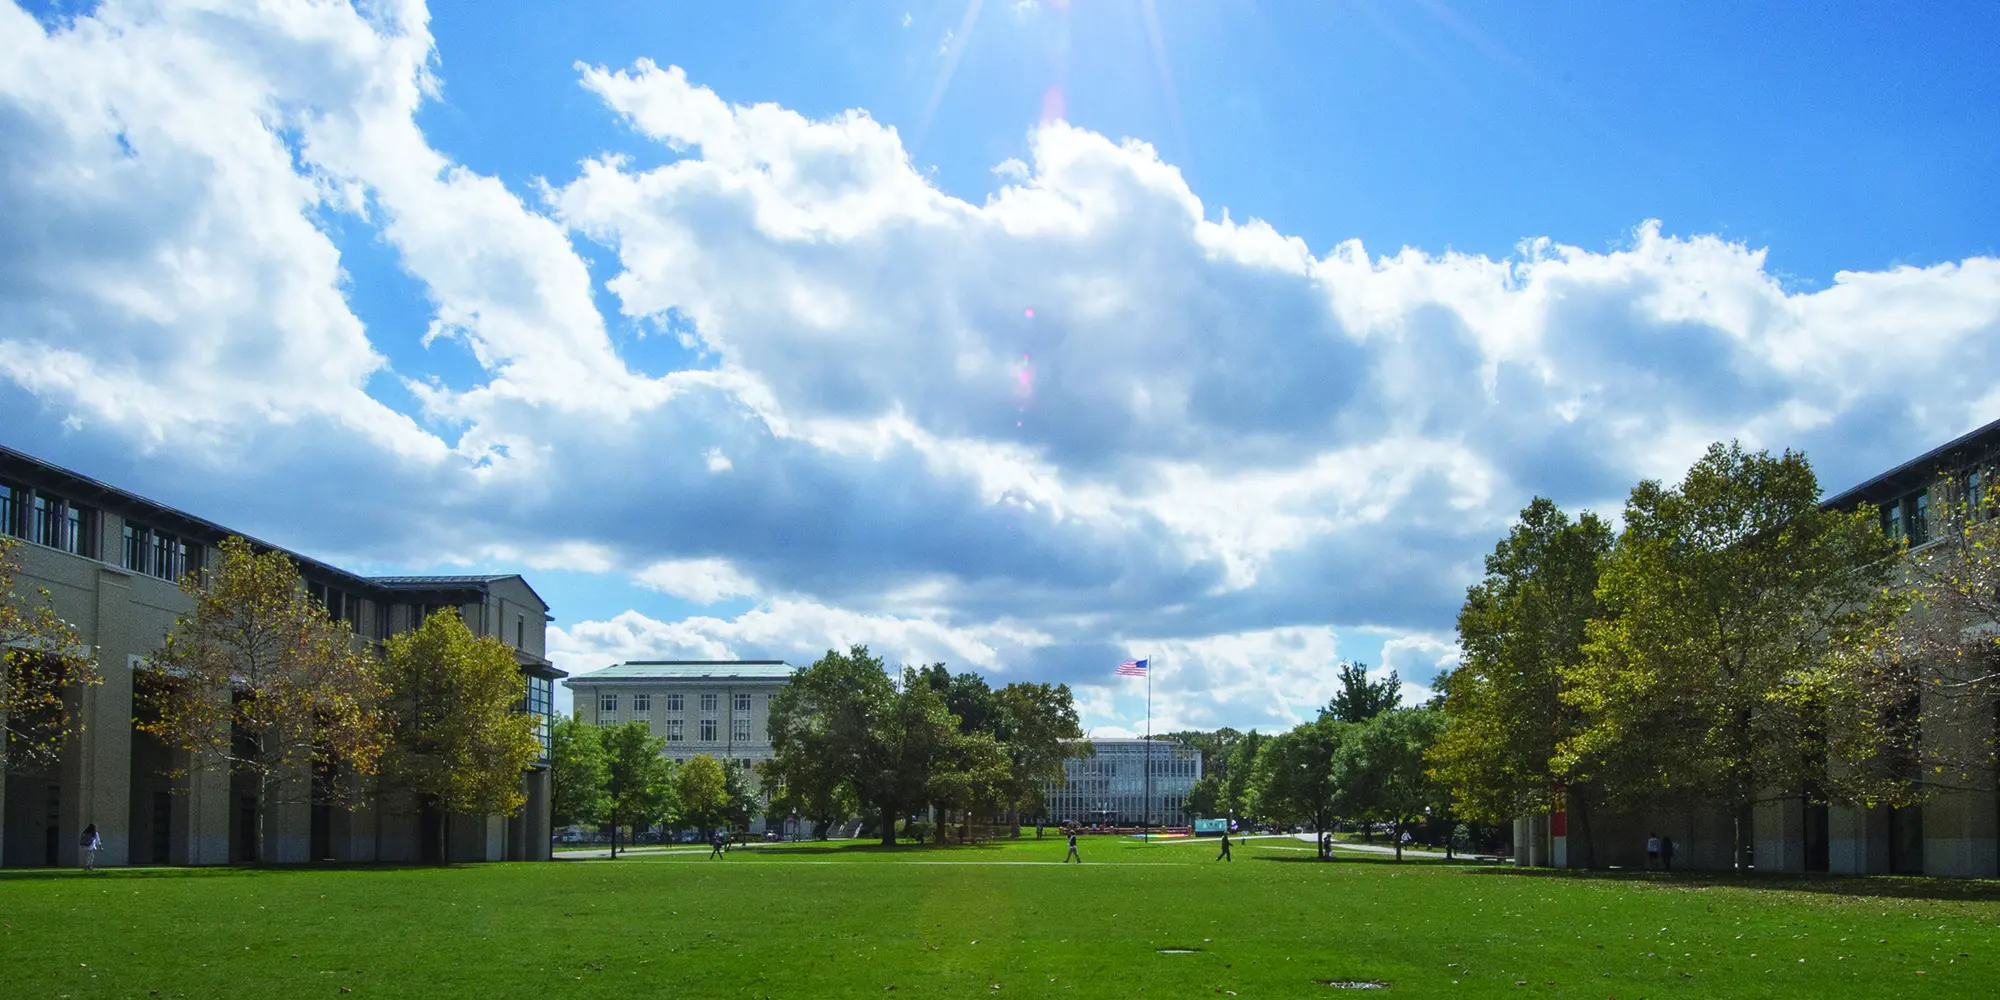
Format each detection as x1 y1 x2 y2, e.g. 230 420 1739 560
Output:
1116 658 1149 677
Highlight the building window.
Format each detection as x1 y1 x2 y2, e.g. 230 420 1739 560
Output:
598 694 618 721
525 675 553 760
699 718 718 742
1972 469 1988 520
516 614 525 650
732 718 751 742
633 694 651 720
666 720 684 743
1912 493 1931 545
734 692 752 713
1885 502 1905 542
665 693 684 713
0 483 19 538
700 693 718 713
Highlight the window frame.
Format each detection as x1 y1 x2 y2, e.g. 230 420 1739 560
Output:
665 693 684 714
699 693 718 713
699 718 718 742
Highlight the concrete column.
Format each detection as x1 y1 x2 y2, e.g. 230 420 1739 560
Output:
1827 804 1888 874
1921 788 1999 878
1753 797 1806 873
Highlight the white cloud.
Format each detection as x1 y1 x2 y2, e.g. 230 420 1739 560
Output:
634 557 758 604
6 14 2000 734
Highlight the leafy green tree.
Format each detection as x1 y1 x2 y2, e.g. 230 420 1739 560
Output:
0 536 97 777
721 759 762 832
141 537 387 863
676 754 731 836
992 681 1088 827
767 645 899 842
1169 727 1243 786
1338 707 1447 861
1222 730 1269 821
1558 442 1902 869
1431 497 1614 863
1326 662 1400 723
549 716 607 830
600 721 676 857
1249 718 1345 854
377 607 541 860
928 729 1013 842
1185 773 1225 818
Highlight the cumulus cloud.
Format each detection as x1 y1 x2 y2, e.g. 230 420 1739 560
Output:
5 4 1999 733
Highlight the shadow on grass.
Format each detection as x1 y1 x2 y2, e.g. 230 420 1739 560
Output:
1463 865 2000 901
741 840 1015 857
1252 853 1483 867
0 862 482 882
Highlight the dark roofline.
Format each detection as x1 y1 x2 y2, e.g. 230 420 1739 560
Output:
618 659 790 665
0 442 380 592
0 445 552 616
1823 415 2000 510
373 574 551 614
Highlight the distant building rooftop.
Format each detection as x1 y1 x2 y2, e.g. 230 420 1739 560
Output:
563 660 795 685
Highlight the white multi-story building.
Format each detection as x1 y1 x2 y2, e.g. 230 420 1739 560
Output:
562 660 794 830
1040 738 1202 828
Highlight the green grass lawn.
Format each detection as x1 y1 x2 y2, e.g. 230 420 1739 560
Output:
3 835 1996 998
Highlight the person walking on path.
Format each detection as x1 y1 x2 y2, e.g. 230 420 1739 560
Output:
709 831 727 859
1320 830 1335 861
1645 832 1661 870
1063 829 1081 863
1216 831 1232 862
1661 836 1676 872
79 824 100 871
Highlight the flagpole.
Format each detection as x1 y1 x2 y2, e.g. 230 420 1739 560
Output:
1144 653 1153 843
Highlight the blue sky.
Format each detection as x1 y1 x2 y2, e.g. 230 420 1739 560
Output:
4 0 1998 732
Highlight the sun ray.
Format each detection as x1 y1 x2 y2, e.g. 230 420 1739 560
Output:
914 0 989 155
1138 0 1190 163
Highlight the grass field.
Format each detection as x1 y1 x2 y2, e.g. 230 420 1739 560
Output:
3 835 1996 998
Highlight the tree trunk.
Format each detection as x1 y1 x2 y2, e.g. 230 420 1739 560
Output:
1393 818 1404 862
1575 786 1598 870
610 809 618 859
1733 804 1750 873
881 805 897 847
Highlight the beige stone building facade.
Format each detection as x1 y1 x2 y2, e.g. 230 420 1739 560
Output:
0 445 563 867
562 661 792 832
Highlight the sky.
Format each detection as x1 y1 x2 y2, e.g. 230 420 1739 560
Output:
3 0 1998 736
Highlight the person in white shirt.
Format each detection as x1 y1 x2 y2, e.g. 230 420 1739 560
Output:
1646 833 1661 870
80 824 101 871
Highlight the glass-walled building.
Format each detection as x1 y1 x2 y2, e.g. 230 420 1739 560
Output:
1040 738 1202 828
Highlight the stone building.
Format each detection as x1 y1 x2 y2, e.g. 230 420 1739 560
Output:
0 445 562 867
562 660 792 833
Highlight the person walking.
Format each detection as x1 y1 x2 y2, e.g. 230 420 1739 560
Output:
80 824 101 871
1063 828 1081 864
1215 831 1232 862
1660 836 1676 872
1320 830 1334 861
708 831 727 859
1645 832 1661 870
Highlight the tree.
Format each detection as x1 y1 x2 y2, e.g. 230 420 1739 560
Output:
549 716 607 830
1327 662 1400 723
767 645 898 842
992 681 1088 827
1431 497 1614 864
1 536 97 778
1185 773 1225 818
139 536 387 862
860 667 967 845
721 759 762 832
1221 730 1269 821
1249 718 1344 856
676 754 731 836
1339 707 1447 861
1558 442 1902 869
376 608 541 860
600 721 675 857
927 729 1012 842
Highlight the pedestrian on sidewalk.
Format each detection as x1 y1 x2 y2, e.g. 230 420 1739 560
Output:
1645 832 1661 870
79 824 100 871
1063 828 1081 863
1216 831 1232 862
709 831 727 859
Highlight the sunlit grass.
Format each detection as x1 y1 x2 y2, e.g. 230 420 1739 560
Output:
2 835 1995 998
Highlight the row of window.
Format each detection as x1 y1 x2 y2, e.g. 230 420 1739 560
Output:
647 718 756 743
120 523 197 582
525 676 554 760
600 692 754 715
0 482 103 559
1882 466 1996 547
